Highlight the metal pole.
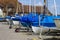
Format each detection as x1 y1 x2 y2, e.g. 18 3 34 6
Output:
54 0 57 16
32 0 34 13
41 0 46 21
46 0 48 15
16 0 18 14
29 0 31 13
44 0 46 16
34 0 36 14
22 0 24 14
39 0 46 39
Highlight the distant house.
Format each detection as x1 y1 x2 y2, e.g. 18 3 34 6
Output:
0 0 22 16
0 0 52 16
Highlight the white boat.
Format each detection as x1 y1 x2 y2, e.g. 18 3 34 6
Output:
54 18 60 28
31 0 59 34
0 8 3 17
32 26 49 34
11 17 20 25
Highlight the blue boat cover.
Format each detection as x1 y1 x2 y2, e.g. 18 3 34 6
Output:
11 16 21 21
5 16 11 19
28 13 39 22
21 13 38 27
31 15 56 27
11 13 58 28
21 14 28 22
40 16 56 27
20 13 38 22
53 16 60 19
15 14 20 16
0 17 5 21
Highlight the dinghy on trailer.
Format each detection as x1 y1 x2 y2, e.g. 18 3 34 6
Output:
10 0 28 30
14 0 32 32
14 0 39 32
39 0 60 39
15 13 38 32
28 0 41 33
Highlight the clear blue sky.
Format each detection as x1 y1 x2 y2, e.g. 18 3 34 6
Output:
18 0 60 15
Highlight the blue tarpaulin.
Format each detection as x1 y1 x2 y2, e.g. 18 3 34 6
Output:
31 15 56 27
53 16 60 19
9 13 59 27
5 16 11 19
40 16 56 27
0 17 5 21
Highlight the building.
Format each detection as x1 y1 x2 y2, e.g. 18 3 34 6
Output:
0 0 22 16
22 5 52 15
0 0 52 16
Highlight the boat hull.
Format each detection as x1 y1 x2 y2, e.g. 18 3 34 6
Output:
54 19 60 28
32 26 49 34
13 21 20 25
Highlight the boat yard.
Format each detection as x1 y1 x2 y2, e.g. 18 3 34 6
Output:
0 0 60 40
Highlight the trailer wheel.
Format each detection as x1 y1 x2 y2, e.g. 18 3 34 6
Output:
15 28 20 32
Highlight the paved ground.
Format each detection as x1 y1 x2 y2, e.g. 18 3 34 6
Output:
0 22 60 40
0 22 40 40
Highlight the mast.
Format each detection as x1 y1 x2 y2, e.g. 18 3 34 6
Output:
22 0 24 14
54 0 57 16
34 0 36 14
44 0 46 15
41 0 46 21
32 0 34 13
39 0 46 39
29 0 31 13
45 0 48 15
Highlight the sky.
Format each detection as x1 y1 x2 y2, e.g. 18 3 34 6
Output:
18 0 60 15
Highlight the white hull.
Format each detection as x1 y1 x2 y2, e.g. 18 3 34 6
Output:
32 26 49 34
32 26 40 33
6 19 9 21
6 19 11 24
54 19 60 28
31 19 60 34
0 9 3 17
13 21 20 25
11 17 20 25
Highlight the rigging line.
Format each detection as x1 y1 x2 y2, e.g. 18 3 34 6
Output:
16 0 18 14
41 0 46 21
29 0 31 13
22 0 24 14
54 0 57 16
34 0 36 14
32 0 34 13
46 0 48 15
